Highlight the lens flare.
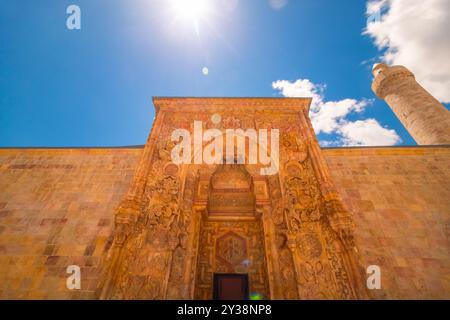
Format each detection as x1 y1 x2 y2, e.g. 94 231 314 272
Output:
250 292 264 300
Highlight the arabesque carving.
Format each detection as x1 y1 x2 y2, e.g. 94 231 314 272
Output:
97 98 368 300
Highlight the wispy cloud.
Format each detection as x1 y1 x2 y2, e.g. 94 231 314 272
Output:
269 0 289 10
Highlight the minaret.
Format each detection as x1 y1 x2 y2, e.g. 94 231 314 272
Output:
371 63 450 145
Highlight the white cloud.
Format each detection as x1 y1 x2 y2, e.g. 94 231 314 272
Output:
272 79 324 106
339 119 401 146
312 99 367 134
366 0 388 15
364 0 450 103
272 79 401 146
318 140 341 147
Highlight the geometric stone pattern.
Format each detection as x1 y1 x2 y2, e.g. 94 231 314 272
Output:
216 231 248 269
195 222 269 300
324 146 450 299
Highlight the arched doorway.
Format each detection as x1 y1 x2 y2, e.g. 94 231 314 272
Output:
193 164 270 300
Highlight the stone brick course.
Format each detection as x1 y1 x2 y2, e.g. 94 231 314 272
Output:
324 146 450 299
0 148 141 299
0 146 448 299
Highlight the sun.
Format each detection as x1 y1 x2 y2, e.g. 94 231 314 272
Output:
167 0 219 38
172 0 210 22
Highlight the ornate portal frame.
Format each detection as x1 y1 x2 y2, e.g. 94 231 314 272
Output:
97 97 369 300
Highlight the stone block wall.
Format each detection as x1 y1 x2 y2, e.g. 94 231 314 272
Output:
0 146 449 299
0 148 141 299
323 146 450 299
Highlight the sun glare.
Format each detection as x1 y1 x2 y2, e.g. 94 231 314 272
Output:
172 0 209 22
167 0 223 39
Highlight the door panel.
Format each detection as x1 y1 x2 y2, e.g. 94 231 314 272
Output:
213 274 249 300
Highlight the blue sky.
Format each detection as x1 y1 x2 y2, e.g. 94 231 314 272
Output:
0 0 447 147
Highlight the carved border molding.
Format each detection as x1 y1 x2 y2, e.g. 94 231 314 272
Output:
97 97 369 300
153 97 313 113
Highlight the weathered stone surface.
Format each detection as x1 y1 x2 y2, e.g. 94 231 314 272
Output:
0 148 141 299
0 99 449 300
97 97 366 300
324 146 450 299
372 63 450 145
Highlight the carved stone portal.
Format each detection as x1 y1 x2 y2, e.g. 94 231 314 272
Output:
97 98 369 300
